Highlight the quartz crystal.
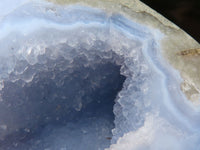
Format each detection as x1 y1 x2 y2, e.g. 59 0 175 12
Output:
0 0 200 150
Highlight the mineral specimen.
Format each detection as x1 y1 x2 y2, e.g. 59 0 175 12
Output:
0 0 200 150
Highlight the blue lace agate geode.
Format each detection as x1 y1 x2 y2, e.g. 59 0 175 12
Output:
0 1 200 150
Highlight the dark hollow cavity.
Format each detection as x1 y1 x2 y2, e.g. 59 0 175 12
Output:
0 50 126 150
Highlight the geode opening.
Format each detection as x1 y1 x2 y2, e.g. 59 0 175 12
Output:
0 2 156 149
0 47 126 150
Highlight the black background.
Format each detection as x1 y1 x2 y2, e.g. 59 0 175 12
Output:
141 0 200 43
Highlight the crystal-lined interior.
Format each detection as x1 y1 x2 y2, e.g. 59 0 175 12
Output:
0 2 200 150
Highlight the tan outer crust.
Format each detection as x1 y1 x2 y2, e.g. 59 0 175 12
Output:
47 0 200 104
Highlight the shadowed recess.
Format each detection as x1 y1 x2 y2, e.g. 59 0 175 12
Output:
0 49 126 150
